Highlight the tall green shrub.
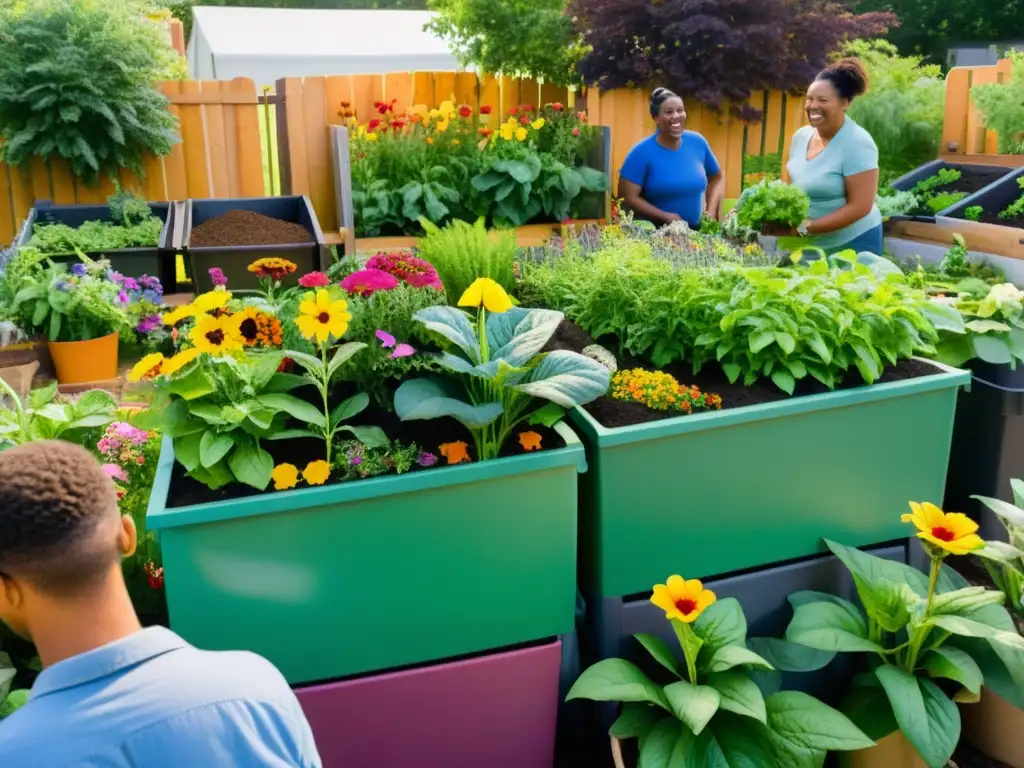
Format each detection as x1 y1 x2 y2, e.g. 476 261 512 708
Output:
0 0 180 184
416 218 517 304
971 52 1024 155
844 39 945 182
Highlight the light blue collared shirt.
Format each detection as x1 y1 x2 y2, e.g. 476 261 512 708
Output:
0 626 322 767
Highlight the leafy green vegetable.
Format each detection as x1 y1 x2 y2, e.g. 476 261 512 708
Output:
734 180 810 232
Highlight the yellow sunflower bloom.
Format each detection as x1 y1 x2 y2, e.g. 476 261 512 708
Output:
295 290 352 344
302 460 331 486
192 290 232 314
650 575 717 624
272 463 299 491
458 278 513 313
162 304 195 326
531 118 546 130
189 313 244 356
128 353 165 383
500 123 516 141
515 126 528 141
901 502 984 555
161 348 202 377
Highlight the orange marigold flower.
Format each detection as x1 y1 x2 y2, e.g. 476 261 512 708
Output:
439 441 471 465
518 431 543 452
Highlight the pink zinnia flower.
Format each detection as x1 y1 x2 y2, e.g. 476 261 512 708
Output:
102 463 128 483
298 271 331 288
341 268 399 297
365 251 442 290
208 267 228 287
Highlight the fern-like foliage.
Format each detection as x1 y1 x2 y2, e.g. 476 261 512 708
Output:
0 0 180 184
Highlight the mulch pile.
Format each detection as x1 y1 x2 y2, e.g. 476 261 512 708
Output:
190 210 312 247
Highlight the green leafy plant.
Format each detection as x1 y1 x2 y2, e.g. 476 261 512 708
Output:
0 625 37 720
929 279 1024 368
394 278 609 460
972 481 1024 622
999 176 1024 221
566 576 874 767
333 438 424 481
925 191 967 214
734 180 810 233
471 154 544 226
971 52 1024 155
913 168 962 197
875 189 918 218
781 511 1024 768
0 0 179 184
27 190 164 256
417 217 517 305
965 204 984 222
535 155 607 223
0 380 117 450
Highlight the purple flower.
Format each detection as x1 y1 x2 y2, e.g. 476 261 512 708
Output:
208 267 228 288
349 456 363 466
142 289 162 304
139 275 163 293
391 343 415 358
376 330 396 348
117 291 130 304
123 277 140 292
71 263 88 277
417 452 438 467
136 315 161 334
108 270 125 284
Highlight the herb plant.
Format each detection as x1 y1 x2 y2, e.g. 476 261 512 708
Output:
781 507 1024 768
999 177 1024 221
417 217 517 305
875 189 918 218
925 191 966 214
567 575 874 767
0 380 117 450
734 180 810 233
928 280 1024 368
394 278 609 460
972 481 1024 622
27 190 164 256
965 205 984 222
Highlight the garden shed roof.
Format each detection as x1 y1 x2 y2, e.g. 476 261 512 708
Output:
187 6 462 86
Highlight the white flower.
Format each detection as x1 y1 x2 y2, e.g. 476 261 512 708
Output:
988 282 1024 310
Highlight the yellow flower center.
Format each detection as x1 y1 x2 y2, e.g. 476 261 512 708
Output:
675 598 698 616
931 526 956 542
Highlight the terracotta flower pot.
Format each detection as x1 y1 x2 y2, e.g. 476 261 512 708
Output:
48 332 119 385
838 732 926 768
962 688 1024 768
0 362 39 403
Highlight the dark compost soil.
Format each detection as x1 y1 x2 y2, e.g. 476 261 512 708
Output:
167 388 566 509
544 319 945 429
970 208 1024 228
189 209 313 248
938 166 1010 196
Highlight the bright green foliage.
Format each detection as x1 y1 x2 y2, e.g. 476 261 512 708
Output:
734 181 810 232
27 191 164 256
845 40 945 182
333 437 423 480
781 538 1024 767
417 218 517 304
973 480 1024 621
0 638 33 721
0 381 117 450
964 205 984 221
999 177 1024 221
566 599 873 768
0 0 179 184
925 191 966 214
971 53 1024 155
427 0 583 86
876 189 918 218
928 276 1024 369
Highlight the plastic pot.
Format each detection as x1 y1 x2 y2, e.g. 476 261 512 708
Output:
838 732 927 768
47 332 119 385
962 687 1024 768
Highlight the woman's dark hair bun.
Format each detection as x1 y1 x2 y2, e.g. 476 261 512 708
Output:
817 57 869 101
649 87 679 118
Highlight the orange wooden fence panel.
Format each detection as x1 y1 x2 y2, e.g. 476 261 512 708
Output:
0 78 265 245
942 59 1014 155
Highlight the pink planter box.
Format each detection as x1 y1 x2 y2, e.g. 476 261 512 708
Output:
296 639 562 768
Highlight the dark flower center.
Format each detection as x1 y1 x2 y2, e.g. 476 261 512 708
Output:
317 311 331 323
674 598 697 616
205 329 225 345
931 526 956 542
239 318 258 340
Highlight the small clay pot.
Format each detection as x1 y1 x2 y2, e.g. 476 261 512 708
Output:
962 687 1024 768
838 731 926 768
48 332 119 385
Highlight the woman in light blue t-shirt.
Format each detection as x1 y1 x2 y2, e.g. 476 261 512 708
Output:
786 57 883 255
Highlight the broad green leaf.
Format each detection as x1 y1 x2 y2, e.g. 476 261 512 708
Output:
161 399 204 438
635 633 682 678
394 378 503 429
706 644 773 673
840 679 899 741
281 350 324 376
188 401 228 425
974 334 1014 364
65 414 116 431
486 307 564 367
0 689 28 718
966 319 1012 333
227 441 274 490
951 637 1024 710
785 601 881 653
199 430 233 469
976 540 1024 568
609 702 664 740
413 305 481 364
514 350 611 408
859 579 921 633
749 331 774 353
35 403 69 423
972 494 1024 527
766 690 874 753
711 712 778 768
74 389 116 416
188 459 234 490
746 637 835 673
708 671 767 724
694 598 747 663
875 665 958 768
930 586 1006 618
173 432 203 473
166 366 217 401
528 402 566 428
921 647 982 695
337 425 390 449
824 538 931 598
663 679 720 735
928 613 1006 640
565 659 670 711
639 718 684 768
330 393 368 426
259 393 325 427
263 372 308 394
327 342 367 379
29 381 57 409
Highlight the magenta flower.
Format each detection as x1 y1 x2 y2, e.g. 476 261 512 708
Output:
136 315 161 334
417 452 438 467
376 330 396 348
365 251 442 290
298 271 331 288
117 291 130 304
392 343 415 358
102 463 128 482
341 268 399 297
208 267 228 287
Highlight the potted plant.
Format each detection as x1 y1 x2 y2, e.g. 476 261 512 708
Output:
733 179 811 251
8 255 134 384
566 575 875 766
779 504 1024 768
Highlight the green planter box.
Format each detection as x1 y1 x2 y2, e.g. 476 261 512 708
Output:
570 361 970 599
146 422 584 684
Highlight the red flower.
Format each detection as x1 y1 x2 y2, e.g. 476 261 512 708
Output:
478 127 494 137
520 115 531 125
480 105 493 115
145 561 164 590
577 111 588 122
552 102 565 111
379 124 389 133
373 100 383 108
458 104 473 118
509 106 519 115
522 104 535 112
367 118 381 131
391 119 406 130
377 103 389 115
277 357 294 373
572 128 581 136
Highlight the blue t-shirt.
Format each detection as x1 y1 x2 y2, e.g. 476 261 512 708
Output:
786 118 883 250
620 131 721 226
0 627 321 767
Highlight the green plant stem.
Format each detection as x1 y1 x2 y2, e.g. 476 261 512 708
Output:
318 342 332 465
904 556 943 672
673 621 700 685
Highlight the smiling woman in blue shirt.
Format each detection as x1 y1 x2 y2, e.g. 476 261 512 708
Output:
786 57 883 255
618 88 725 227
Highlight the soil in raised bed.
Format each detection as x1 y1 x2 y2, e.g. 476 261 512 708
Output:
189 210 312 248
166 390 567 508
969 207 1024 228
544 319 946 429
906 165 1011 216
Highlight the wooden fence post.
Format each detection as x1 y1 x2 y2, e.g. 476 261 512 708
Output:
275 78 293 196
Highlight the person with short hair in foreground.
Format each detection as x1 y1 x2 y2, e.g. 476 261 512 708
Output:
0 440 321 767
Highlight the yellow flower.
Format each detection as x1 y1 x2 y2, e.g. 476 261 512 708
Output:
128 353 165 383
189 313 244 356
161 348 202 377
458 278 513 313
531 118 545 130
500 123 516 141
366 132 379 142
515 126 528 141
272 463 299 491
295 289 352 344
435 118 450 133
162 304 195 326
901 502 984 555
302 460 331 486
651 576 717 624
192 290 232 314
451 139 461 146
425 137 433 145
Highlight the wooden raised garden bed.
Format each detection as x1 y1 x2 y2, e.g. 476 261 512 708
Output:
936 168 1024 261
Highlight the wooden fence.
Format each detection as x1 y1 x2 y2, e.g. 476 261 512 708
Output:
941 58 1015 157
2 69 805 244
